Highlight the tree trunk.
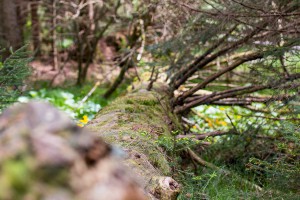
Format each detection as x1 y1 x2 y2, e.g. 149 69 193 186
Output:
0 2 3 47
103 58 131 98
0 0 23 53
51 0 58 70
31 0 41 56
88 84 181 199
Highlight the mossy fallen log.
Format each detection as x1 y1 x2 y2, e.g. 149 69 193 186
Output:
87 85 181 199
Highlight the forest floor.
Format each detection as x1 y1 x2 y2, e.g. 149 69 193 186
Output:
28 38 125 87
29 59 121 87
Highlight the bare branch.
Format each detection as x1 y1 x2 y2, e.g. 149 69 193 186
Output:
175 73 300 114
177 130 238 140
187 148 263 191
170 24 238 88
176 51 264 104
172 23 265 89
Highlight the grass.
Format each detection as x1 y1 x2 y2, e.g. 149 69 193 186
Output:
177 166 299 200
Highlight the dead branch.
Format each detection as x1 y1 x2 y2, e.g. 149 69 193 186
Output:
176 51 264 104
187 148 263 191
172 24 265 89
175 73 300 114
177 130 238 140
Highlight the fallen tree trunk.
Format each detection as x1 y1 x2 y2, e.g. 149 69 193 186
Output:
88 84 181 199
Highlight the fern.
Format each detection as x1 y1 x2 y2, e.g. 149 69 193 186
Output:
0 46 31 110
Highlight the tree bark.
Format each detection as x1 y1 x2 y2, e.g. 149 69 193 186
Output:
51 0 58 70
0 0 23 54
0 2 3 45
102 55 131 98
31 0 41 55
88 84 181 199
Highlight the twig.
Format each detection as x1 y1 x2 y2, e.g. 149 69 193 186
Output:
177 130 237 140
79 81 100 106
225 113 239 133
147 66 156 91
176 51 264 103
187 148 220 171
187 148 263 191
137 19 145 61
240 114 300 121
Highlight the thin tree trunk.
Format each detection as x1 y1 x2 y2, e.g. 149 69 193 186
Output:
51 0 58 70
103 58 130 98
103 7 154 98
16 0 26 42
31 0 41 56
0 1 4 51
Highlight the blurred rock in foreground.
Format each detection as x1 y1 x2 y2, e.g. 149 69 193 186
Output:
0 101 146 200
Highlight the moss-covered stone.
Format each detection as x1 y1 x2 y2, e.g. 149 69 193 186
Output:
0 102 148 200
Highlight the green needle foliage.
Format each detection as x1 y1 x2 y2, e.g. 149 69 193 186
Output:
0 46 31 110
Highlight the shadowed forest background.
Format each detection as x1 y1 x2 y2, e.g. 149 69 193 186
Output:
0 0 299 199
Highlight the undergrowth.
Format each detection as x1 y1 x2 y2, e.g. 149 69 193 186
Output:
17 82 129 123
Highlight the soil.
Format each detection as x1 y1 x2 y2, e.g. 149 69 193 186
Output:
29 58 120 87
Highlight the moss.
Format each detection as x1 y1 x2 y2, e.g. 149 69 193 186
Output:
0 155 32 199
0 152 73 200
88 88 181 177
136 98 158 106
95 119 109 127
36 166 69 187
125 106 135 113
125 99 134 104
